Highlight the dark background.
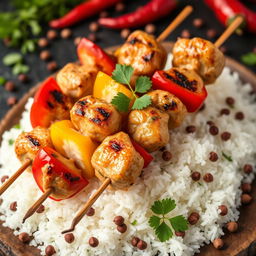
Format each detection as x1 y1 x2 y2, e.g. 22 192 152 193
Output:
0 0 255 119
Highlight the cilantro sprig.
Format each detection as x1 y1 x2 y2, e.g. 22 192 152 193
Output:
111 64 152 112
241 52 256 66
149 198 188 242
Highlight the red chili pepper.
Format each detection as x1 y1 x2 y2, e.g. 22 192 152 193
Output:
77 38 116 76
152 69 208 112
131 140 153 168
50 0 121 28
30 77 72 128
99 0 178 29
204 0 256 33
33 147 89 201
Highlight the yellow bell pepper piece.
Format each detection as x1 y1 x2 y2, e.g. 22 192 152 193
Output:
93 71 134 109
50 120 98 179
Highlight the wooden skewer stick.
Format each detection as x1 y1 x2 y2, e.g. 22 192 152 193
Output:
157 5 193 42
214 16 244 48
22 187 53 223
0 159 32 196
62 178 111 234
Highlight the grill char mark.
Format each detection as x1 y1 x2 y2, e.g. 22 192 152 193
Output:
143 52 155 62
109 140 123 152
50 90 64 104
26 135 40 147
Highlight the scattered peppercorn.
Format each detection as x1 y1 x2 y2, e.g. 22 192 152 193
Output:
226 97 235 107
7 96 17 106
137 240 147 250
36 204 45 214
88 33 97 42
61 29 72 39
221 132 231 141
207 120 215 126
162 151 172 161
241 193 252 205
47 61 57 72
47 30 58 40
4 81 15 92
191 171 201 181
64 233 75 244
99 11 108 18
40 50 51 61
188 212 200 225
243 164 253 174
206 29 217 39
213 238 224 249
193 18 204 28
115 2 125 12
220 108 230 115
181 29 190 38
114 215 125 226
226 221 238 233
241 183 252 193
89 237 99 247
203 173 214 183
209 125 219 136
45 245 56 256
131 237 140 247
18 74 29 83
209 152 218 162
235 112 244 120
117 223 127 233
38 38 49 48
74 37 82 46
186 125 196 133
18 232 30 243
121 29 131 39
86 207 95 216
10 201 17 211
175 231 185 238
218 205 228 216
145 24 156 34
89 22 99 32
1 175 9 183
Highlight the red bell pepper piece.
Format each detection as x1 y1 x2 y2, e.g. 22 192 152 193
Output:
77 38 116 76
32 147 89 201
30 77 72 128
49 0 121 28
204 0 256 33
131 140 153 168
152 69 208 112
99 0 177 29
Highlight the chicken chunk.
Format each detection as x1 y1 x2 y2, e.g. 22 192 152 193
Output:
15 127 52 164
91 132 144 190
148 90 187 128
172 37 225 85
70 96 122 142
128 107 169 152
56 63 98 99
115 30 167 84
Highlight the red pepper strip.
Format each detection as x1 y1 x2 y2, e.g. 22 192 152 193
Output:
152 70 208 112
99 0 177 29
131 140 153 168
77 38 116 76
49 0 121 28
33 147 89 201
204 0 256 33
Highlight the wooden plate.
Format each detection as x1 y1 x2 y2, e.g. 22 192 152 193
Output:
0 42 256 256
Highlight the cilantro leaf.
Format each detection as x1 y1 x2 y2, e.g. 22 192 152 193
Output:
0 76 6 86
131 220 137 226
111 92 131 112
13 123 21 129
155 222 173 242
169 215 188 232
149 215 161 229
222 152 233 162
135 76 152 93
241 52 256 66
151 198 176 215
132 95 151 110
112 64 134 85
3 53 22 66
12 63 29 75
8 139 14 146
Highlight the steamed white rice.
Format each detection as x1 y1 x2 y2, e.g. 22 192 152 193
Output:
0 56 256 256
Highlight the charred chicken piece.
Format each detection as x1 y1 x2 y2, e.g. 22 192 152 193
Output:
115 30 167 84
15 127 52 164
147 90 187 128
91 132 144 190
70 96 122 142
172 37 225 85
128 107 169 152
56 63 98 99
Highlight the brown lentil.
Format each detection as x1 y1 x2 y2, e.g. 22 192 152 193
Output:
99 11 108 18
235 112 244 120
60 28 72 39
114 215 125 226
88 33 97 42
206 29 217 39
117 223 127 233
175 231 185 238
64 233 75 243
7 96 17 106
226 97 235 106
241 183 252 193
221 132 231 141
40 50 51 61
206 120 215 126
89 22 99 32
209 125 219 136
10 201 17 211
188 212 200 225
115 2 125 12
241 193 252 205
203 173 214 183
226 221 238 232
186 125 196 133
4 81 15 92
209 152 218 162
220 108 230 115
74 37 82 46
181 29 190 38
36 204 45 213
18 232 30 243
218 205 228 216
47 30 58 40
1 175 9 183
38 38 49 48
243 164 253 174
162 151 172 161
191 171 201 181
45 245 56 256
137 240 147 250
145 24 156 34
213 238 224 249
89 237 99 247
47 61 57 72
86 207 95 216
120 29 131 39
18 74 29 83
131 236 140 247
193 18 204 28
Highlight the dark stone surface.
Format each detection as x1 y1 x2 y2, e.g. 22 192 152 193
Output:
0 0 255 119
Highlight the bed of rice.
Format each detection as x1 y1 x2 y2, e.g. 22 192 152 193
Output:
0 56 256 256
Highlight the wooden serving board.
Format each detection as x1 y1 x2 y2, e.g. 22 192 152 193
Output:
0 42 256 256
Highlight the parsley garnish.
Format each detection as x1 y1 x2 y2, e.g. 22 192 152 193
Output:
3 53 29 75
0 76 6 86
149 198 188 242
13 123 21 129
241 52 256 66
8 139 14 146
111 64 152 112
222 152 233 162
131 220 137 226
